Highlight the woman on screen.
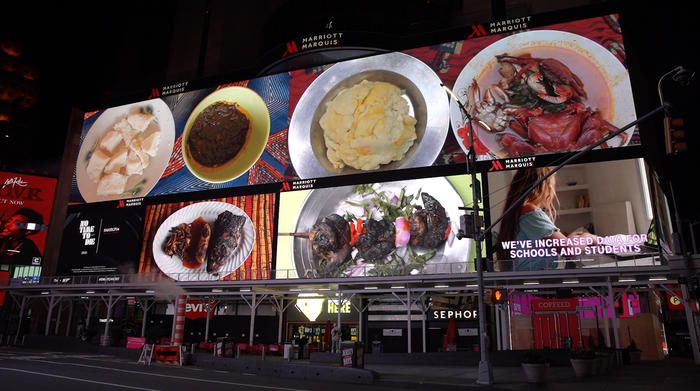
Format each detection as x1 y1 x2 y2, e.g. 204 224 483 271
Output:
496 167 587 271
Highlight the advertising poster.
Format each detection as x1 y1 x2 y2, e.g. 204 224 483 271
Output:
58 205 145 275
275 175 474 279
487 159 658 272
59 193 276 281
139 193 276 281
1 171 57 267
67 13 637 205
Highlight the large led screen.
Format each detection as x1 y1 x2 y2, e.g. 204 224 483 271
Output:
59 192 276 281
275 175 476 279
1 171 57 267
57 10 646 282
486 158 658 272
68 13 636 204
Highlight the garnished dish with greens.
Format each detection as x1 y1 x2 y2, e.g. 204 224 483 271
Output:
285 184 457 278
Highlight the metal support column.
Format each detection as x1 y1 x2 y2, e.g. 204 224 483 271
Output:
241 293 268 346
591 287 612 348
421 303 427 353
84 299 95 329
607 281 621 349
138 299 155 338
407 290 412 353
350 297 374 344
170 298 177 342
65 300 74 337
204 297 216 342
495 304 502 351
54 300 64 335
392 290 425 354
101 295 121 346
337 292 342 336
15 296 27 344
44 296 60 336
270 296 293 344
250 293 256 346
681 284 700 364
278 298 285 344
601 294 611 348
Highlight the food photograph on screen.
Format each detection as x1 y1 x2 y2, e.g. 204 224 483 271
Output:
68 13 637 205
446 15 637 165
275 175 476 279
140 193 276 282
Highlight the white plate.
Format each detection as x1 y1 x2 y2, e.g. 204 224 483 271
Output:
76 99 175 202
449 30 637 159
152 201 255 281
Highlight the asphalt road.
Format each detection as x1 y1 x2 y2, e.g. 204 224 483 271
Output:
0 348 482 391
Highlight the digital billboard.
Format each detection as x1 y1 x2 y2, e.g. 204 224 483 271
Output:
67 13 636 204
59 192 276 281
1 171 57 267
486 159 658 272
275 175 475 279
56 10 647 282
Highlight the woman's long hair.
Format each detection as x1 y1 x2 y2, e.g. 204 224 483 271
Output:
495 167 557 268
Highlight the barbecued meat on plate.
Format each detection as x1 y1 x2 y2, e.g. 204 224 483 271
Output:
355 219 396 260
164 223 191 258
206 211 246 274
409 193 449 248
309 213 352 270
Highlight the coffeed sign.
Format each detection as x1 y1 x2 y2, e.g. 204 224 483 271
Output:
430 309 478 320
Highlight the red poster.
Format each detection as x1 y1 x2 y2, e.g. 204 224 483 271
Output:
532 298 579 312
1 171 57 266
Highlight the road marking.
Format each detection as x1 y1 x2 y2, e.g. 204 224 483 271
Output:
0 367 159 390
20 359 310 391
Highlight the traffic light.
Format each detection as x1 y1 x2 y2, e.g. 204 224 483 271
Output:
664 116 687 154
491 288 507 304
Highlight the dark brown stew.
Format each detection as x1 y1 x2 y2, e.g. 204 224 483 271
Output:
188 102 250 167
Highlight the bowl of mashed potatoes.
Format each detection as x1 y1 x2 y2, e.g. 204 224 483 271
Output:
289 52 449 179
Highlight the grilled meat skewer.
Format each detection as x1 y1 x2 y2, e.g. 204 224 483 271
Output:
355 219 395 260
409 193 449 248
282 214 353 274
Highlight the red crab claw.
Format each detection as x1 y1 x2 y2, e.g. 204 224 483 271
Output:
574 111 625 149
539 58 587 99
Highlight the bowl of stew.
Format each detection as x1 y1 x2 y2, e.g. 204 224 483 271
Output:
182 86 270 183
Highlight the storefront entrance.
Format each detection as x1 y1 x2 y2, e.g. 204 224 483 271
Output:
286 322 358 352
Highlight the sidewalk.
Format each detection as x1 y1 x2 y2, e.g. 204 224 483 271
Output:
368 359 699 390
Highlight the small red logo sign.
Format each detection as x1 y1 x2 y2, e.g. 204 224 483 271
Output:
467 24 488 39
489 160 504 171
282 40 299 57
